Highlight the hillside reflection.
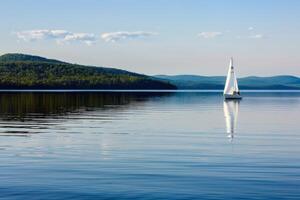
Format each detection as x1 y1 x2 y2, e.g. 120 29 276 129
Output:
0 92 171 121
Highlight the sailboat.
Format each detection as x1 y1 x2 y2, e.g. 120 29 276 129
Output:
223 58 242 99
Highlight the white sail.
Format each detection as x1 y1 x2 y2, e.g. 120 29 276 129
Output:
223 100 240 139
224 58 239 95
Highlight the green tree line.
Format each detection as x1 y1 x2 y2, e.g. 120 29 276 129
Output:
0 61 176 89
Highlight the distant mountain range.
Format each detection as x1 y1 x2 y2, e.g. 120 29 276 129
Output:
0 53 176 90
155 75 300 90
0 53 299 90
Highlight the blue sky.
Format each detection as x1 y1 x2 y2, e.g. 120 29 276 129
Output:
0 0 299 76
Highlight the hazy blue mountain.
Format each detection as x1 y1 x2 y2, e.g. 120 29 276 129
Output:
155 75 300 90
0 53 176 90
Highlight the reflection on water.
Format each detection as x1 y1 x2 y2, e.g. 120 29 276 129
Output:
0 92 169 119
0 92 171 137
0 91 299 200
0 92 175 123
223 99 240 141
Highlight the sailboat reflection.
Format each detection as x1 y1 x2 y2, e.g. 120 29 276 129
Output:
223 100 240 141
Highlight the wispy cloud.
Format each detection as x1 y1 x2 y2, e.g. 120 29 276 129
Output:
249 34 265 39
15 29 97 45
15 29 157 44
101 31 157 42
63 33 96 45
248 27 254 31
237 33 266 39
198 32 223 39
15 30 69 41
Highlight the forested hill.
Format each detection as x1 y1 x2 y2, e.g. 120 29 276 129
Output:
0 53 65 64
0 53 176 90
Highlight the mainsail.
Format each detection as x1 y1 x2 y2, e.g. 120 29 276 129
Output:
224 58 239 95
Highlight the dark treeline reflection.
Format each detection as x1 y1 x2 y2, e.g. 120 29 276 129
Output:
0 92 171 121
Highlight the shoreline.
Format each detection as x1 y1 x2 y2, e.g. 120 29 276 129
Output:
0 89 299 93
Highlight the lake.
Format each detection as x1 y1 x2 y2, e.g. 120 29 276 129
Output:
0 91 299 200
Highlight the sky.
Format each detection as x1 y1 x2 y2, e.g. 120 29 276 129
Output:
0 0 299 76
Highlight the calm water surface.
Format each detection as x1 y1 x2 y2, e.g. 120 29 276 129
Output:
0 91 299 200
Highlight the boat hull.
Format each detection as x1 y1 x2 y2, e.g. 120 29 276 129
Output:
224 94 242 100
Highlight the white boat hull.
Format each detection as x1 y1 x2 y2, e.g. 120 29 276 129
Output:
224 94 242 100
